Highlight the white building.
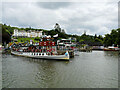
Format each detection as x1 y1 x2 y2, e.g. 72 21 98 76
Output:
57 39 76 47
68 37 77 41
13 29 42 38
57 39 76 50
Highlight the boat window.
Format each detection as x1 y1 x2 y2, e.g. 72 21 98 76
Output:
42 53 44 55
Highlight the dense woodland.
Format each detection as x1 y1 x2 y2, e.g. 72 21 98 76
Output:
1 23 120 47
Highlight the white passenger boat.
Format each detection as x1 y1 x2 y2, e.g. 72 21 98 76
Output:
11 50 70 60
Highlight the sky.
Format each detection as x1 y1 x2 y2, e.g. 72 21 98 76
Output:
1 0 119 36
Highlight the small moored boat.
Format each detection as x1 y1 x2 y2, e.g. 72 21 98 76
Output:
103 46 120 51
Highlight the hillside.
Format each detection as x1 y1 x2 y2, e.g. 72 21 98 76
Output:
1 23 120 47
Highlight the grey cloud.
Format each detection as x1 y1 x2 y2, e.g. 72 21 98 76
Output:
36 2 71 10
2 2 118 36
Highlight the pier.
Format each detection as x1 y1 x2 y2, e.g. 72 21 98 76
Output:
79 48 92 52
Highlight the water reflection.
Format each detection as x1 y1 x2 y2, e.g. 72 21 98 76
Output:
25 58 71 88
104 51 119 57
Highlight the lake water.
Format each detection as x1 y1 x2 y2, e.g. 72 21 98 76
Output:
2 51 119 88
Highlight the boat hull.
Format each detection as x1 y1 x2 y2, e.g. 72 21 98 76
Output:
103 49 119 51
11 51 70 60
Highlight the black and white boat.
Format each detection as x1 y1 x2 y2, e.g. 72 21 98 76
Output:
11 50 70 60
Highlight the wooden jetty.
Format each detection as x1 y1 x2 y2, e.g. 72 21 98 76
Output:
79 48 92 52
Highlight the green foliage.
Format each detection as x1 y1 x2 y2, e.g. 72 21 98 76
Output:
2 24 11 44
77 33 103 46
48 30 57 37
79 39 84 42
1 23 120 47
17 37 39 43
71 40 75 42
35 37 40 41
94 34 97 39
103 29 119 46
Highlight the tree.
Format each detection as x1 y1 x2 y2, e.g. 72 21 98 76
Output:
2 25 11 44
35 37 40 41
94 34 97 39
